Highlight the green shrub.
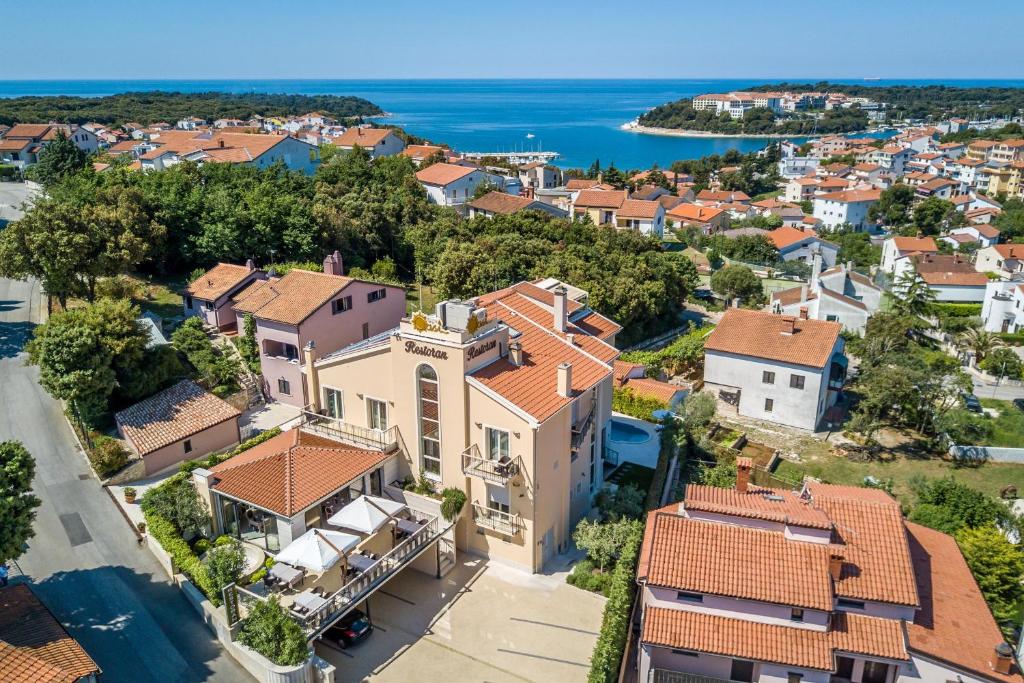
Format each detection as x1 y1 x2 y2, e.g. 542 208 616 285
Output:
88 436 130 477
980 348 1023 379
645 419 680 510
143 508 219 605
932 302 983 318
205 537 245 596
566 559 612 596
139 472 209 536
215 534 234 547
0 164 18 179
612 388 668 422
193 538 211 555
999 333 1024 346
236 597 309 666
587 523 644 683
440 487 467 522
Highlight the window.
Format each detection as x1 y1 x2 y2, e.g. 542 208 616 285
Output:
367 288 387 303
367 398 388 431
417 365 441 478
361 322 370 340
185 295 193 309
324 388 343 419
837 598 865 610
826 314 838 322
676 591 703 603
205 300 214 311
486 427 509 462
278 378 291 395
331 295 352 314
787 674 803 683
790 374 805 390
729 659 754 683
835 657 855 679
861 661 891 683
670 649 698 657
762 371 775 384
790 608 804 622
764 398 774 412
183 439 193 454
487 483 510 513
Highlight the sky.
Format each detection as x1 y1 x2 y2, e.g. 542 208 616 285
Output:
2 0 1023 80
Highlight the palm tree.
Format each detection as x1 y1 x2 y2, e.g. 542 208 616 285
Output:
892 269 936 318
958 327 1003 362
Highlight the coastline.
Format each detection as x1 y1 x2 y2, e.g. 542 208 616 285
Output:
620 121 811 139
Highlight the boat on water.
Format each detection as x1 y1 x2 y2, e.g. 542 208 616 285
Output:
525 133 535 139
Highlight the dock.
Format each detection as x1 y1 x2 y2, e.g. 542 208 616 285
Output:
461 150 560 164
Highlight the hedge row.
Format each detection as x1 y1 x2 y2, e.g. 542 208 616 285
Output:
143 507 220 605
933 302 983 318
612 387 668 422
645 419 679 511
999 333 1024 346
586 525 644 683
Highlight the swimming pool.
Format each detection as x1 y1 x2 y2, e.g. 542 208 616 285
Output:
608 419 651 444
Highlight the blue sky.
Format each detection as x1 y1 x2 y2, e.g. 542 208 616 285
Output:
2 0 1022 79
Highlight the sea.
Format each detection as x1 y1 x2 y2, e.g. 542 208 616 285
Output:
2 78 1023 169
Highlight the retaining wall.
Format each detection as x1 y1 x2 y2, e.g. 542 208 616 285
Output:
950 445 1024 464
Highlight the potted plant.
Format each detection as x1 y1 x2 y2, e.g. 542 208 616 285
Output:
137 521 146 534
440 487 467 523
124 487 137 504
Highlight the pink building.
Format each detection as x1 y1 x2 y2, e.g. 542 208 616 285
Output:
183 260 264 331
231 252 407 407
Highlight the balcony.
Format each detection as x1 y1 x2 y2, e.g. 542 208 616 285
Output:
299 408 400 453
462 444 520 485
649 670 731 683
571 399 596 452
472 503 521 535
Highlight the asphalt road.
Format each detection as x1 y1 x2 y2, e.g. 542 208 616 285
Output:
0 180 37 224
0 277 252 682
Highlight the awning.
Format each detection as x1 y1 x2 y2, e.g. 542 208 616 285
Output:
327 495 406 535
275 527 361 572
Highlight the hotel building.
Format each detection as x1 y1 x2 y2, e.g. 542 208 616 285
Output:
301 280 621 572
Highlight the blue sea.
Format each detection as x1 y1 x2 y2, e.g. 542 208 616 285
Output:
2 79 1023 169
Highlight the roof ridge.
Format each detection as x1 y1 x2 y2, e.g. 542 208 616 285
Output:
496 296 613 370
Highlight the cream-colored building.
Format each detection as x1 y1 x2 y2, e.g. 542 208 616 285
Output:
302 281 621 572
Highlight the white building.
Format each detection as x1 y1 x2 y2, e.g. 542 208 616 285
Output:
768 226 840 269
981 280 1024 333
778 156 820 180
703 308 846 431
812 189 881 231
415 163 492 206
331 127 406 158
880 235 939 279
771 259 882 335
976 244 1024 279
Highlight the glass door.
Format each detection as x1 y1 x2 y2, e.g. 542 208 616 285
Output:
324 388 343 419
368 398 388 431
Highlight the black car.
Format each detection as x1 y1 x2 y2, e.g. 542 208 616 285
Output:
322 609 372 649
1013 398 1024 412
962 393 983 413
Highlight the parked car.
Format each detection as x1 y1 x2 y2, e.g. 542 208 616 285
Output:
1013 398 1024 412
962 393 982 413
321 609 372 649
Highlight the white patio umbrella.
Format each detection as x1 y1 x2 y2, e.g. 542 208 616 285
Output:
275 527 361 573
327 495 406 535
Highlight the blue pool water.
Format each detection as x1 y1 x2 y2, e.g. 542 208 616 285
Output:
609 419 651 444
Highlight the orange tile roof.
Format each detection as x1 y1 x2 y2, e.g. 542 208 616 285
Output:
918 270 989 286
667 203 725 224
612 359 645 383
906 521 1023 682
643 512 834 610
186 262 258 301
768 225 821 249
572 310 622 342
642 607 907 671
620 377 683 403
0 585 100 682
704 309 841 369
210 429 392 516
617 198 660 219
401 144 445 159
233 269 371 326
892 236 939 254
573 189 627 209
817 189 882 203
116 380 240 456
566 178 603 190
697 190 750 203
332 127 395 147
993 244 1024 259
0 139 31 151
976 223 1001 239
3 123 51 139
415 162 479 186
684 483 833 529
0 643 77 683
468 191 536 215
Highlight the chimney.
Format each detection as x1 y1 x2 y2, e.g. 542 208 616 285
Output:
810 251 821 291
557 362 572 398
781 316 796 335
509 340 523 366
829 553 844 582
798 306 808 320
800 285 808 303
553 285 568 333
245 258 255 271
846 260 854 273
322 250 343 276
735 457 752 494
303 341 320 412
218 138 225 148
993 643 1015 675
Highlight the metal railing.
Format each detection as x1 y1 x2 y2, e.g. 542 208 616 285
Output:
603 444 619 466
571 399 596 451
649 670 732 683
472 503 521 535
299 407 400 453
462 444 521 484
299 513 441 638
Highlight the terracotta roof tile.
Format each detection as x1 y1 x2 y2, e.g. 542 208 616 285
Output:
769 226 820 249
333 127 395 148
704 309 841 369
186 262 258 301
892 236 939 254
817 189 882 203
617 199 660 219
620 377 683 403
573 189 627 209
993 244 1024 259
644 512 834 610
233 269 374 326
566 178 603 190
115 380 240 456
0 642 77 683
416 162 479 186
667 203 725 224
0 139 32 151
571 310 622 342
468 191 536 215
3 123 51 139
0 585 99 681
684 483 833 529
210 429 392 516
918 270 989 286
642 607 906 671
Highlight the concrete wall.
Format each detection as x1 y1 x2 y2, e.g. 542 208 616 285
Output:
134 418 240 477
644 585 830 630
950 445 1024 463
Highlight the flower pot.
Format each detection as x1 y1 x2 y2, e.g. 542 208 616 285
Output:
124 491 136 504
137 521 146 534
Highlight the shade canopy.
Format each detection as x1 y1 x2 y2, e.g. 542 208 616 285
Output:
327 495 406 535
275 527 361 572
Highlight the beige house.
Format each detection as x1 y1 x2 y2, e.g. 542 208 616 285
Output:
302 280 622 572
116 380 241 475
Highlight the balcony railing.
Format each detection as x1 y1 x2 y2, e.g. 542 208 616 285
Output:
462 444 520 484
603 444 619 466
472 503 521 535
649 670 732 683
299 408 400 453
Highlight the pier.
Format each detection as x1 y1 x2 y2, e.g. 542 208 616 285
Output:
461 150 560 164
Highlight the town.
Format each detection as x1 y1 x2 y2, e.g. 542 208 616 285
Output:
0 78 1023 683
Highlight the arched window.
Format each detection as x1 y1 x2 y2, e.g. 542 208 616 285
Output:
417 365 441 477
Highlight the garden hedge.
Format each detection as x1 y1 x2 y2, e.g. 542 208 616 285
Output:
612 387 668 422
143 507 220 605
586 524 644 683
933 302 983 318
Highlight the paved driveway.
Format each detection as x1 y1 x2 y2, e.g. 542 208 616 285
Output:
0 277 251 682
0 180 38 224
316 556 606 683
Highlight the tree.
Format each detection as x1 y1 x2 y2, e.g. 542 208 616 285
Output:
869 184 915 227
205 537 246 596
471 181 500 200
956 525 1024 626
595 485 645 522
912 197 956 235
710 264 764 307
958 328 1003 362
831 229 882 268
236 597 309 666
240 313 259 368
697 461 737 488
140 475 209 536
681 392 717 431
573 519 641 571
979 347 1023 380
26 131 89 188
891 268 936 317
992 199 1024 241
0 441 41 563
910 477 1009 533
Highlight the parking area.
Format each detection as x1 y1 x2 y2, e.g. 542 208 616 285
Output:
0 180 39 224
316 555 606 683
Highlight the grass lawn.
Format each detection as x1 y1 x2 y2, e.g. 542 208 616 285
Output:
775 453 1024 504
980 399 1024 448
605 462 655 494
406 283 438 315
128 274 184 321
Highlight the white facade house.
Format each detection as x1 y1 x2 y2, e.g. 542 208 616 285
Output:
880 236 939 280
981 280 1024 333
976 244 1024 279
703 309 846 431
812 189 881 231
331 127 406 158
771 259 882 335
415 163 492 207
778 156 820 179
768 226 840 269
948 224 1001 248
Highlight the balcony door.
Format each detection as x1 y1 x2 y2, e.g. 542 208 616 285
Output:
367 398 388 431
324 388 343 419
486 427 509 462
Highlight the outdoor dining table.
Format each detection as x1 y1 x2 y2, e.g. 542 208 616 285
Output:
269 562 304 589
347 554 376 574
292 590 328 613
395 518 422 537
